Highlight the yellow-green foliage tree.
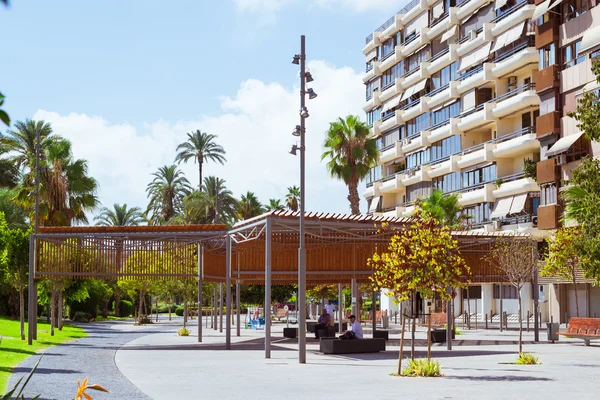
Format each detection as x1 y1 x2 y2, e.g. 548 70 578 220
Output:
542 227 585 317
369 217 469 371
119 251 161 324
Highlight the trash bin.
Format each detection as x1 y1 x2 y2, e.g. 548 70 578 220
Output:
547 322 559 342
381 315 389 329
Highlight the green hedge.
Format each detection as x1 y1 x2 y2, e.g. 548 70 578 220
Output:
118 300 133 317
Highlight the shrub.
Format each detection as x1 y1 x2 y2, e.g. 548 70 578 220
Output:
516 353 540 365
178 327 190 336
118 300 133 317
151 303 172 314
401 359 442 377
175 306 184 316
72 312 93 323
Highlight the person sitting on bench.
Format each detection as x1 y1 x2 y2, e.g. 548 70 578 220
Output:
314 309 331 338
339 315 363 340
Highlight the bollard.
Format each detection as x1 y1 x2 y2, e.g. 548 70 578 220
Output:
527 311 530 332
485 313 488 330
539 312 542 328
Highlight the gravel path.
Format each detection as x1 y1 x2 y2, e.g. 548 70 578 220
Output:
7 319 178 400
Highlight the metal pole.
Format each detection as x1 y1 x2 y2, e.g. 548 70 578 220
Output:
32 127 40 342
28 235 34 345
297 34 307 365
265 219 272 359
446 287 452 350
236 280 241 337
533 268 539 342
338 283 343 334
219 283 223 333
213 285 217 330
226 236 232 349
500 283 504 332
197 244 203 343
371 290 377 336
214 178 219 224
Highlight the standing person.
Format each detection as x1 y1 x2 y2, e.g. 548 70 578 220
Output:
340 315 363 339
314 309 331 339
325 300 336 324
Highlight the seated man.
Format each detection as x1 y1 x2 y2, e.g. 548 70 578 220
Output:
339 314 363 340
314 309 331 338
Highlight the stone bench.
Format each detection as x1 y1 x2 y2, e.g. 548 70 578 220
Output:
373 330 389 340
319 338 386 354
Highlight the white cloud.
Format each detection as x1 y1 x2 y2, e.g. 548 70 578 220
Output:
33 60 367 219
233 0 295 24
235 0 397 16
310 0 397 12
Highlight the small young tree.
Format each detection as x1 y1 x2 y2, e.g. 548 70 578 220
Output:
485 235 539 354
542 227 585 317
369 217 469 373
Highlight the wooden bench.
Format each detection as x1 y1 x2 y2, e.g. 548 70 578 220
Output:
558 317 600 346
319 338 386 354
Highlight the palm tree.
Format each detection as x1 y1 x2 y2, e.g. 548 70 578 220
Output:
285 186 300 212
322 115 379 215
416 189 469 229
95 203 145 226
237 191 264 220
1 119 55 173
175 130 227 190
265 198 285 212
146 165 192 225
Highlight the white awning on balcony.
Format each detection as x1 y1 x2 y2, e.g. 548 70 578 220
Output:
400 79 428 101
509 193 527 214
490 21 525 53
491 196 514 219
382 95 402 113
546 132 584 157
583 79 600 93
548 0 565 12
368 196 381 213
532 0 551 19
580 25 600 54
461 89 476 111
433 1 445 18
457 42 492 73
441 25 458 42
366 50 378 62
495 0 509 10
405 11 428 35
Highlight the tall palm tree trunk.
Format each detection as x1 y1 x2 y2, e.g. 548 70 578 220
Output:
198 161 203 191
348 181 361 215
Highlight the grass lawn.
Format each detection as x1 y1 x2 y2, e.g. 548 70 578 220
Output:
0 316 87 394
94 315 133 322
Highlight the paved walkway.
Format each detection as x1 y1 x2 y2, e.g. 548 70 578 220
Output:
9 317 600 400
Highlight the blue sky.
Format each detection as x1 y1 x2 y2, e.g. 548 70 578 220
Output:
1 0 404 215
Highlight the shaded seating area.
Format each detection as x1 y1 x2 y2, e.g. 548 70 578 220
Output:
559 317 600 346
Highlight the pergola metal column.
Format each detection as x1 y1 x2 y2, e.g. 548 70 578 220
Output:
338 283 343 334
236 281 241 337
197 243 203 343
265 219 272 359
371 290 377 336
226 235 232 350
213 286 218 330
27 235 35 345
219 283 223 333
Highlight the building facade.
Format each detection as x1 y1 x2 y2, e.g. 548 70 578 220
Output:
363 0 600 322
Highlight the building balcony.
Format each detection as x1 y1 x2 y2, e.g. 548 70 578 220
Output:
363 32 381 54
402 130 431 153
363 61 380 83
380 14 404 40
428 118 461 143
457 63 495 94
457 0 493 24
458 183 496 206
536 111 560 139
402 98 430 121
457 142 496 169
535 18 558 50
402 63 431 89
536 158 560 185
490 3 535 39
378 77 404 103
379 173 405 194
427 8 458 41
491 47 537 79
402 165 432 186
457 103 496 132
492 128 539 158
402 205 417 217
400 0 428 28
363 181 382 198
535 65 560 94
379 205 406 218
401 27 430 57
498 215 536 233
427 155 461 178
379 141 404 164
380 46 406 74
427 44 459 76
427 81 460 110
363 94 382 112
537 204 560 230
371 120 382 138
492 84 539 119
492 175 539 198
379 112 403 132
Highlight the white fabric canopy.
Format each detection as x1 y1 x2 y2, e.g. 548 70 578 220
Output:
580 25 600 54
405 11 428 36
400 79 428 101
509 194 527 214
583 79 600 93
462 89 476 111
532 0 551 19
382 95 402 113
546 132 584 157
366 50 378 62
441 25 458 42
458 42 492 73
491 197 514 219
368 196 381 213
490 22 525 53
433 1 445 18
495 0 509 10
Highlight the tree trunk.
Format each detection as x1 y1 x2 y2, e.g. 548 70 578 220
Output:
198 161 203 191
411 290 416 360
19 284 25 340
573 278 580 318
168 300 172 321
348 180 361 215
183 300 188 329
114 288 121 317
398 313 406 375
518 290 523 354
427 307 432 361
138 292 144 324
102 300 108 319
50 289 55 337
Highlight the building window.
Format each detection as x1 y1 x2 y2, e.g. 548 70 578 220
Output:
382 61 404 89
562 39 585 69
539 43 555 69
406 112 431 137
493 284 518 299
462 164 497 188
433 172 461 193
406 181 432 202
430 134 461 161
540 183 557 205
591 49 600 60
366 108 381 127
462 285 482 299
522 111 532 128
366 166 382 184
366 81 373 101
406 150 430 170
431 62 458 91
406 46 430 72
381 129 400 149
462 202 492 225
432 101 461 126
563 0 588 22
381 38 396 59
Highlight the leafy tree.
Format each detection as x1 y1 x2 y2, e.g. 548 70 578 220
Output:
485 236 539 354
0 148 19 188
240 285 296 305
94 203 145 226
1 120 55 174
0 188 28 228
265 199 285 212
0 91 9 126
542 227 585 317
171 177 238 226
369 217 469 371
146 165 191 225
118 251 160 324
568 59 600 141
175 130 226 190
285 186 300 212
416 189 469 229
237 191 264 220
322 115 379 215
306 285 337 306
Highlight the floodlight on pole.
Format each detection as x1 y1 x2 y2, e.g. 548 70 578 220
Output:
292 125 302 137
307 88 317 100
305 71 314 83
300 107 309 118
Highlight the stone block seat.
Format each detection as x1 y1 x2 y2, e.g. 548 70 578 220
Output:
319 338 386 354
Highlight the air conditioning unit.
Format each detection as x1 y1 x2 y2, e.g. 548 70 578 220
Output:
508 76 517 90
469 30 477 41
532 216 538 226
556 154 567 165
493 220 502 230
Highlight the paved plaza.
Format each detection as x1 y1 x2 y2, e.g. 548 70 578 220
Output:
9 317 600 400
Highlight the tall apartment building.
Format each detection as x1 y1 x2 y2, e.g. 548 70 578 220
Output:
362 0 600 322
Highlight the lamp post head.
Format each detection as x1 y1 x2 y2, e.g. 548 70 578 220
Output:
307 88 317 100
305 72 314 83
292 125 302 137
300 107 309 118
292 54 301 65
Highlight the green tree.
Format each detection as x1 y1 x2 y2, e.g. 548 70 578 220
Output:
416 189 469 229
0 91 9 126
146 165 191 225
0 188 28 229
237 191 264 220
568 59 600 141
542 227 585 317
95 203 145 226
285 186 300 212
265 199 285 212
485 236 539 354
369 217 469 370
175 130 227 190
322 115 379 215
